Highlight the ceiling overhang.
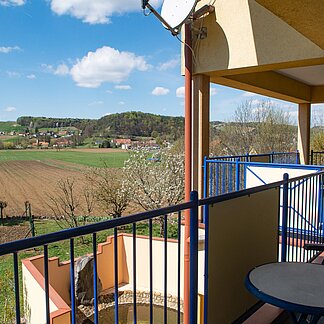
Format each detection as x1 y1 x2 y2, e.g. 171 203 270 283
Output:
255 0 324 49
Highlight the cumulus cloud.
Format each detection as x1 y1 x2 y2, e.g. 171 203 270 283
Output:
176 86 185 98
4 106 16 112
0 46 21 53
152 87 169 96
26 74 36 79
70 46 149 88
7 71 21 78
50 0 162 24
0 0 25 7
54 63 70 76
115 85 131 90
42 63 70 76
158 57 180 71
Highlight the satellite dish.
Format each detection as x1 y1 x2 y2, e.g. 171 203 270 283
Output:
161 0 198 30
142 0 197 35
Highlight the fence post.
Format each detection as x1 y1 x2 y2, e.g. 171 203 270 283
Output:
235 158 240 191
281 173 289 262
190 191 199 324
310 149 313 165
203 157 207 223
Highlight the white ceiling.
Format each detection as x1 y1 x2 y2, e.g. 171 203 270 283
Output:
277 65 324 86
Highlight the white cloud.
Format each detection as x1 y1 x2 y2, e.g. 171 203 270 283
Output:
152 87 169 96
210 88 217 96
7 71 21 78
54 63 70 76
50 0 162 24
106 90 113 94
70 46 150 88
89 101 104 106
42 63 70 76
158 57 180 71
26 74 36 79
0 0 25 7
4 106 16 112
176 86 185 98
0 46 21 53
243 91 256 97
115 85 131 90
118 101 125 105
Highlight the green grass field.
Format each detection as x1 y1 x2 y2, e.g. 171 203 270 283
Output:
0 122 25 133
0 149 129 168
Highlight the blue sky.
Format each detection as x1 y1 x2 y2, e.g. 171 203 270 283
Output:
0 0 318 123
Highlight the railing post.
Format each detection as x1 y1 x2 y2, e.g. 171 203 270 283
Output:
203 156 207 223
281 173 289 262
235 158 240 191
190 191 199 324
310 149 313 165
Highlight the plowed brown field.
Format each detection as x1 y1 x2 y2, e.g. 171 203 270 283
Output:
0 160 91 217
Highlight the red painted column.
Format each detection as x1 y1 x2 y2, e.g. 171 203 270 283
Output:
183 22 192 324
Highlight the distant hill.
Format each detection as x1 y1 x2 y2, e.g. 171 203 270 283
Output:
97 111 184 139
16 112 185 140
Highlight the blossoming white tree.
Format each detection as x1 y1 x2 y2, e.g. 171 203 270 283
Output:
124 149 184 236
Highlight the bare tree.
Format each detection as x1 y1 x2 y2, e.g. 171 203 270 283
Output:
216 100 296 155
47 177 81 229
86 167 131 219
81 187 96 223
124 149 184 236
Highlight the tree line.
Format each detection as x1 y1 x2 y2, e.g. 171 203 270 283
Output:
16 111 185 141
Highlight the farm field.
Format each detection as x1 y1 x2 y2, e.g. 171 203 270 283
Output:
0 148 128 168
0 149 129 217
0 160 88 216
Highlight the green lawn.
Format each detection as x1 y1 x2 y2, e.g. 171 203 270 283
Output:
0 149 129 168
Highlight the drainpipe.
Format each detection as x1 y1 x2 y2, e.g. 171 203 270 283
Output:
184 22 192 324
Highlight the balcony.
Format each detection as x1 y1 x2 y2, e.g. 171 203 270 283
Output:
0 153 323 323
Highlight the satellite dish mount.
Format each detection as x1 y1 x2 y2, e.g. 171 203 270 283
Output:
142 0 198 36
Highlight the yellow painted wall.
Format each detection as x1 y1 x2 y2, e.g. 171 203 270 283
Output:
191 0 324 76
123 235 183 297
207 188 280 323
97 235 129 289
52 312 70 324
22 263 59 324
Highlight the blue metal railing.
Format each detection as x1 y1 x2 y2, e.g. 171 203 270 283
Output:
1 169 324 323
0 201 194 324
208 151 300 164
204 158 322 198
201 170 324 322
311 150 324 166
